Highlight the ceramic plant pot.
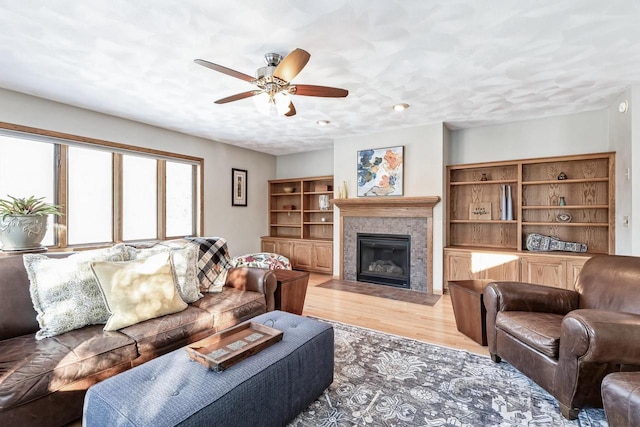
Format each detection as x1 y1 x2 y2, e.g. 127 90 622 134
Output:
0 215 48 250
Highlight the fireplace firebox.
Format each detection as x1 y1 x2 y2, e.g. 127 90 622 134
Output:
356 233 410 288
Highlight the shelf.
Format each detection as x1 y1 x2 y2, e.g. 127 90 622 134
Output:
305 191 334 195
269 224 302 228
450 220 517 224
523 222 609 227
305 209 333 213
450 180 518 186
304 222 334 225
522 205 608 210
270 210 302 213
272 192 301 196
446 152 614 258
523 178 608 185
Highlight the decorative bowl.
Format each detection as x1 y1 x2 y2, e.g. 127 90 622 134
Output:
283 187 294 193
556 213 572 223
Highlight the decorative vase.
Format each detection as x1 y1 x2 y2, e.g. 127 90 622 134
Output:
319 195 330 210
559 196 566 206
506 185 513 220
342 181 348 199
500 185 507 220
0 215 48 251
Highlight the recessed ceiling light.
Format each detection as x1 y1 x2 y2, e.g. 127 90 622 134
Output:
316 120 331 126
392 103 410 112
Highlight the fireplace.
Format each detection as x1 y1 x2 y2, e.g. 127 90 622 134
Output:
333 196 440 293
357 233 410 288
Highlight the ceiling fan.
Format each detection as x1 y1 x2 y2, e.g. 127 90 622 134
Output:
194 48 348 117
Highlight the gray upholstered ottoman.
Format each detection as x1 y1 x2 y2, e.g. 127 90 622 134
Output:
83 311 334 427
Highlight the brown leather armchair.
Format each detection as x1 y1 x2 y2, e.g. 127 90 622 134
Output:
484 255 640 420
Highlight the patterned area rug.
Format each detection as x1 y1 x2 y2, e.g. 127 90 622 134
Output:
290 319 608 427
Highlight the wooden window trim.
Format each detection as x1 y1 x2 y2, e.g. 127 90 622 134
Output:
0 121 204 250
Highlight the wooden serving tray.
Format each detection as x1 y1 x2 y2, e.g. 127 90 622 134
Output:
186 322 283 371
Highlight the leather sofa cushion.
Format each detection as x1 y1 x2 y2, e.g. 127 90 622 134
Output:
496 311 564 358
192 288 266 331
0 325 136 411
118 306 213 355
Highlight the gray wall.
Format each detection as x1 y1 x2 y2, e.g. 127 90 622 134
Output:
0 88 276 256
448 110 609 165
276 148 333 179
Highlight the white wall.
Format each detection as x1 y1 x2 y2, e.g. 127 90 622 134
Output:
632 85 640 254
0 88 276 256
276 148 333 179
333 124 446 293
608 88 633 255
449 110 609 165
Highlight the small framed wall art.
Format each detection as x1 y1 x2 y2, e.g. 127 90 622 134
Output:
232 168 247 207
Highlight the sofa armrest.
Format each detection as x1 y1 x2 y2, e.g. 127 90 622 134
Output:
225 267 278 312
560 309 640 364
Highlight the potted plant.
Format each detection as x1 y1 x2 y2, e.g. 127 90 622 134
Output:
0 195 62 251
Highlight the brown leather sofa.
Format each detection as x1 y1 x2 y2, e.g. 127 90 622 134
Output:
0 253 277 427
484 255 640 420
602 372 640 427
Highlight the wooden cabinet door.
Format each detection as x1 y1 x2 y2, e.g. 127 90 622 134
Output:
476 253 520 281
520 256 566 288
312 242 333 273
276 240 294 261
261 238 276 253
293 241 313 270
444 250 474 282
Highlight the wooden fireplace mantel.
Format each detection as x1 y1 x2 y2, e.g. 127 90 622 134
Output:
333 196 440 217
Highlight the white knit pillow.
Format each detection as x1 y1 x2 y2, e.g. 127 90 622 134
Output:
23 244 136 339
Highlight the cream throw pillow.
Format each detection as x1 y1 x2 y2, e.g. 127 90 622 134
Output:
133 245 202 303
91 252 188 331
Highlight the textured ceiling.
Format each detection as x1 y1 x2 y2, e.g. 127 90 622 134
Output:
1 0 640 155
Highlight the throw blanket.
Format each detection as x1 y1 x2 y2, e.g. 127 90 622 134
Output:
132 237 233 293
182 237 234 292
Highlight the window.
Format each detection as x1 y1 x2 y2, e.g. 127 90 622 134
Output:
122 155 157 241
0 125 203 249
68 146 113 244
0 135 56 246
166 161 195 237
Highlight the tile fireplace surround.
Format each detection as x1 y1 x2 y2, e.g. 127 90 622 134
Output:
333 196 440 294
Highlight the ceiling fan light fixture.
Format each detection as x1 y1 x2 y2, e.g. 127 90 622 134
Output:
393 103 410 112
253 92 291 116
274 92 291 116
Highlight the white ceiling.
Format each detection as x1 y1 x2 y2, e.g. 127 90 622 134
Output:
1 1 640 156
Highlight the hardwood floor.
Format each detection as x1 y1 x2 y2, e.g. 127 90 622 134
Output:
303 273 489 357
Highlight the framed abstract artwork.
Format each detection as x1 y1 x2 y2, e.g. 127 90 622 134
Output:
232 168 247 206
357 146 404 196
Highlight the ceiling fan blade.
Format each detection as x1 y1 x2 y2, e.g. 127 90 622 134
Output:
194 59 255 83
274 48 310 82
214 91 261 104
284 101 296 117
293 84 349 98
